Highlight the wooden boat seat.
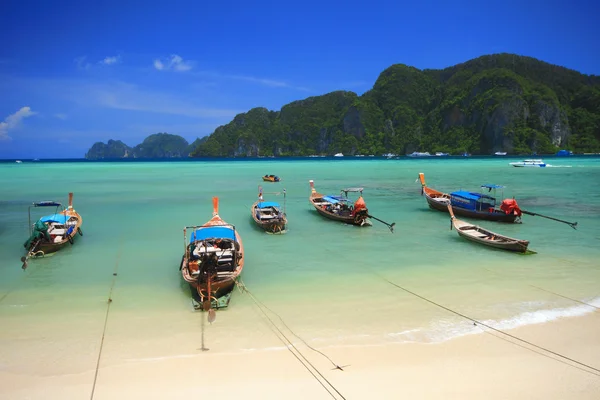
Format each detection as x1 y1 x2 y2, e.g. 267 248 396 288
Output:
259 214 277 220
461 229 488 238
51 229 66 236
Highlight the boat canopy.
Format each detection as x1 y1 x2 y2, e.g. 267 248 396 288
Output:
40 214 69 224
34 201 61 207
451 191 496 210
451 191 484 201
322 195 346 204
257 201 280 209
190 226 236 243
481 184 504 189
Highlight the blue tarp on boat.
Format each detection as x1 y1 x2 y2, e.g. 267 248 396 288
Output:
322 195 345 204
451 191 495 211
451 191 482 201
190 226 236 243
257 201 280 209
40 214 69 224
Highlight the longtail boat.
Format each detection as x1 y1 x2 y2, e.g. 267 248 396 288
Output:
21 193 83 269
309 180 371 226
181 197 244 318
418 172 522 223
448 204 530 253
262 174 280 182
251 186 287 234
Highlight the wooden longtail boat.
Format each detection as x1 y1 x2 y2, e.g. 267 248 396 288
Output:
262 174 280 182
251 186 287 234
181 197 244 316
448 204 530 253
418 173 522 223
309 180 371 226
22 193 83 268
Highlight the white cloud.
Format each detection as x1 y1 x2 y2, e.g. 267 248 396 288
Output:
153 54 193 72
0 106 36 140
153 59 164 70
54 113 68 120
74 56 91 70
101 55 120 65
69 81 240 118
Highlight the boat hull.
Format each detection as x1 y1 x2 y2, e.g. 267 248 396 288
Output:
309 193 370 226
181 212 244 309
251 201 287 234
27 209 83 256
423 187 518 223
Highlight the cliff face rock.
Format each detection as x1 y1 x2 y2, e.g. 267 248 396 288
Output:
531 100 570 146
85 140 132 160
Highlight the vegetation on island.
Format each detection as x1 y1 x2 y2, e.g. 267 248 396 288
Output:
85 54 600 158
189 53 600 157
85 133 196 159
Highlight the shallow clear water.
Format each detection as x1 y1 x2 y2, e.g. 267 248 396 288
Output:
1 157 599 371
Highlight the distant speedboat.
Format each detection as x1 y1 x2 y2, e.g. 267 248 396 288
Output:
407 152 431 157
435 152 449 157
15 160 22 163
262 174 280 182
509 159 549 168
494 152 507 156
334 153 344 157
556 150 573 157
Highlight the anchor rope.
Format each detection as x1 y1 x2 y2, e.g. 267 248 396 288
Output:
238 279 345 370
481 267 600 311
474 324 600 377
377 273 600 377
90 242 123 400
237 280 347 400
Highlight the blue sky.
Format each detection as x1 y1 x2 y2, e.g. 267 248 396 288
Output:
1 0 598 159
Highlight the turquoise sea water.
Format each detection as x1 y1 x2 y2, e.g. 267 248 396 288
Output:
1 157 599 375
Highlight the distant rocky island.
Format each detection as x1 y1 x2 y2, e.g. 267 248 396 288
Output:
85 133 206 159
86 53 600 158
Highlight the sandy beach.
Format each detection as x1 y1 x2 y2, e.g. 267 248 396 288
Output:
1 311 598 400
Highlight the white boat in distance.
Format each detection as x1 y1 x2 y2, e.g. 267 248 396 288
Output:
494 151 507 156
334 153 344 157
509 159 550 168
407 152 431 157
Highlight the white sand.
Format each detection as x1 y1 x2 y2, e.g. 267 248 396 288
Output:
1 312 598 400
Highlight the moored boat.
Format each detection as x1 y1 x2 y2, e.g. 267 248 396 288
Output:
418 173 522 223
309 180 370 226
447 205 530 252
262 174 280 182
251 186 287 234
181 197 244 316
407 151 431 157
22 193 83 268
509 159 549 167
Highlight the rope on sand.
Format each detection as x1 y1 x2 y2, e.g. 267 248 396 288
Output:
377 273 600 378
236 280 348 400
90 242 123 400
